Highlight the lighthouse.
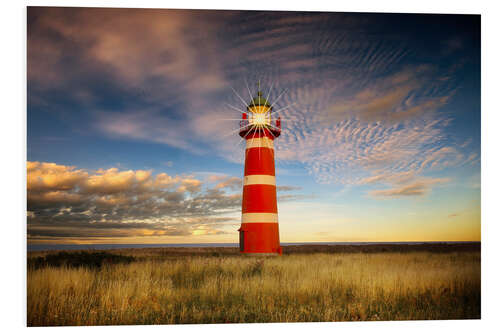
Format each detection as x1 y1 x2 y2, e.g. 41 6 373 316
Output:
238 89 282 255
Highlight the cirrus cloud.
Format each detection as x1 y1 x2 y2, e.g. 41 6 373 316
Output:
28 9 479 200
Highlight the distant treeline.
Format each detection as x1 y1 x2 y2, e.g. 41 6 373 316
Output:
28 243 480 264
28 251 135 269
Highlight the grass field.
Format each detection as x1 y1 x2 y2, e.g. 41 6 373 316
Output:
27 245 481 326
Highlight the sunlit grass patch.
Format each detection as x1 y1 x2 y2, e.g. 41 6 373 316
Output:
27 250 480 326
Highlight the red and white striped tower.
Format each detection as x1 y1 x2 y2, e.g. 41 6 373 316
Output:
238 90 282 255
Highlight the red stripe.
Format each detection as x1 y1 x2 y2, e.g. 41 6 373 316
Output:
242 184 278 213
244 148 275 176
239 222 280 253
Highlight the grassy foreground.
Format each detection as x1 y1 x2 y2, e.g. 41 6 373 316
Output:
27 247 480 326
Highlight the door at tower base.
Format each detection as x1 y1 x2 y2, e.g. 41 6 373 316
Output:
238 222 282 255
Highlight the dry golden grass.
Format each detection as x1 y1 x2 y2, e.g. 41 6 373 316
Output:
27 251 480 326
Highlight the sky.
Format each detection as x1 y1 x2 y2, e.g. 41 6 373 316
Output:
27 7 481 244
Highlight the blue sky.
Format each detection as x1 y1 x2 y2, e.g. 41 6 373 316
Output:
27 8 480 243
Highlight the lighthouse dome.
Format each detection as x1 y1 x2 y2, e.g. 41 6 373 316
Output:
248 91 271 108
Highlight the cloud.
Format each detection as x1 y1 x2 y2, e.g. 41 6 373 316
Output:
178 178 202 193
271 61 476 195
217 19 472 195
278 194 315 202
214 176 242 191
358 171 417 186
276 116 469 186
277 185 302 192
28 7 231 155
94 109 207 155
322 67 454 123
27 161 88 192
28 8 229 100
83 168 153 195
368 177 450 198
27 161 241 242
358 169 453 198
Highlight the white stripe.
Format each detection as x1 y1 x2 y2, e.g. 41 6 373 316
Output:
241 213 278 223
244 175 276 186
246 137 274 149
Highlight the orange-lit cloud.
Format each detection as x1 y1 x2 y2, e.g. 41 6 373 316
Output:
27 161 88 192
214 177 242 190
27 161 241 242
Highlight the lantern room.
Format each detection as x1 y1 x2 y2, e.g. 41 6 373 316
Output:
239 90 281 138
